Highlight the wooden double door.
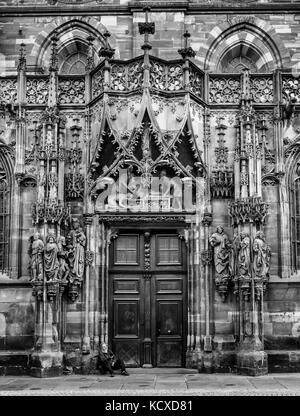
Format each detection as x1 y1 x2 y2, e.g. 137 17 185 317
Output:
109 229 187 367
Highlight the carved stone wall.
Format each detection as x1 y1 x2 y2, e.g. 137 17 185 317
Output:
1 1 300 376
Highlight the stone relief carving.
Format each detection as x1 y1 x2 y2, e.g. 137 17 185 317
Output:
29 218 86 302
58 78 85 105
209 228 271 302
250 77 273 104
26 78 49 105
0 78 17 104
209 76 241 104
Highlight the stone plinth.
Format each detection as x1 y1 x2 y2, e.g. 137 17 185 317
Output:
198 351 214 374
237 350 268 376
29 351 63 378
80 351 99 375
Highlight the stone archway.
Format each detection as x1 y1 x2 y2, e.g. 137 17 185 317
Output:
195 17 290 71
31 16 120 71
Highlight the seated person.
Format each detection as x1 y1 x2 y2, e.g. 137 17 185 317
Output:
98 343 129 377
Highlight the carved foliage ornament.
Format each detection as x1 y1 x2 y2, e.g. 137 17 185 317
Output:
0 78 17 104
65 172 84 200
228 197 268 225
250 76 274 104
150 59 184 92
58 78 85 105
209 76 241 104
26 78 49 105
31 201 70 225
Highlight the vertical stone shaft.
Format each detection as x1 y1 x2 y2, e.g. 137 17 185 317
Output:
82 216 92 354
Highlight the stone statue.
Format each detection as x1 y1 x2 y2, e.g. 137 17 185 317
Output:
209 226 231 277
44 233 59 281
238 231 251 277
48 171 58 202
29 232 44 281
67 218 86 282
57 236 69 282
253 231 271 279
37 171 46 204
230 232 240 277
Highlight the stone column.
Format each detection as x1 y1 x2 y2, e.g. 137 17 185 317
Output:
185 225 194 367
198 212 213 373
229 70 270 375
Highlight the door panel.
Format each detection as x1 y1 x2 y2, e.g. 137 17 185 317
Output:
156 276 183 294
114 340 141 367
156 299 183 367
109 230 186 367
111 274 143 367
157 342 183 367
114 300 139 337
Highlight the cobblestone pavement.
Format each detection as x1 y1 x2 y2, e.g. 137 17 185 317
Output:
0 369 300 395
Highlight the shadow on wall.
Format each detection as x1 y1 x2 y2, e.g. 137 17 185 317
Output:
0 303 34 350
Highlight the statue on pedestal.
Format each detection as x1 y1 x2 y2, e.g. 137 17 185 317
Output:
29 232 44 281
57 236 69 282
67 218 86 283
237 231 251 301
209 226 232 300
238 232 251 277
253 231 271 280
209 226 231 277
44 233 59 281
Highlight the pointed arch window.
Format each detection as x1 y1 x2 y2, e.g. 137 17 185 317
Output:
0 153 11 273
290 162 300 273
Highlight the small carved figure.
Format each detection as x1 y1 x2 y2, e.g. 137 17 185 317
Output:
253 231 271 279
57 236 69 282
230 232 240 277
48 171 58 202
238 231 251 276
44 233 59 281
209 226 231 277
283 95 297 120
67 218 86 282
30 232 44 281
37 171 46 203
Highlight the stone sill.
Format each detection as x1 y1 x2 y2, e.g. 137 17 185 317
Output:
269 276 300 283
0 279 31 287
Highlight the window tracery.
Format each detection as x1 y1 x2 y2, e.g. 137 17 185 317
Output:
0 153 11 273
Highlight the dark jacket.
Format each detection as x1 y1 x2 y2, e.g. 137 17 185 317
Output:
99 349 115 365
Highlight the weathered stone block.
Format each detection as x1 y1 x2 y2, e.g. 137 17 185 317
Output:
237 351 268 376
6 365 28 375
273 322 293 335
212 351 237 373
265 335 299 350
29 351 63 378
0 352 29 366
213 335 236 351
6 335 34 350
268 351 300 372
214 322 233 334
81 352 99 375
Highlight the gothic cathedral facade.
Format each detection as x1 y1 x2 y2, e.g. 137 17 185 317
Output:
0 0 299 377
